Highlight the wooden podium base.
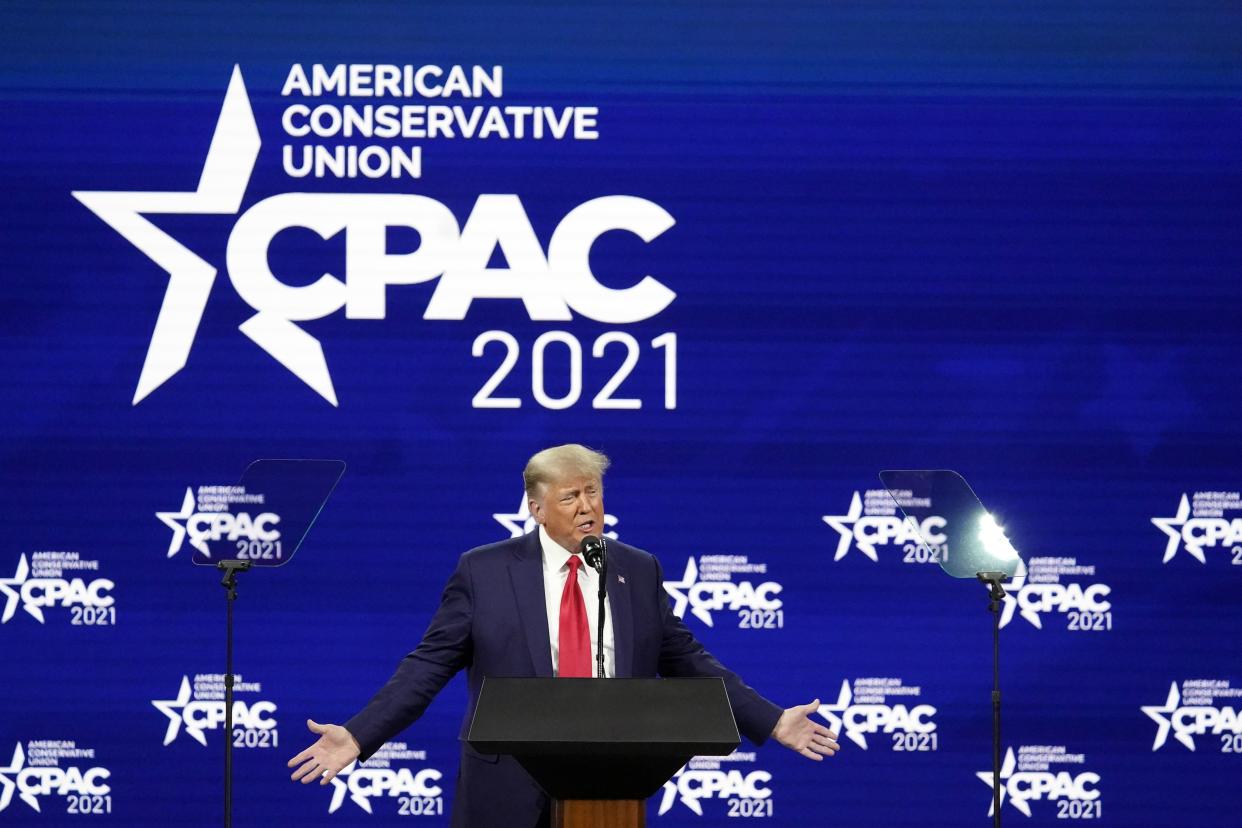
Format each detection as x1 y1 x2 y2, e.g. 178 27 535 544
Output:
552 798 645 828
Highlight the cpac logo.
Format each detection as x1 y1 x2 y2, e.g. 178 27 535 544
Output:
817 680 936 749
1000 584 1111 629
1142 683 1242 751
327 761 443 814
492 497 618 540
977 749 1099 818
1152 495 1242 564
657 767 771 816
152 677 277 746
998 565 1111 629
0 555 114 624
662 557 782 627
74 66 675 406
822 493 946 562
157 488 280 557
0 744 110 814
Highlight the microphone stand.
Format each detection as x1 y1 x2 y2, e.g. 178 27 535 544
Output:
594 544 608 679
977 571 1009 828
582 537 608 679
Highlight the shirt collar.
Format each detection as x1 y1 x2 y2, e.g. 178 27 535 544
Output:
539 525 582 573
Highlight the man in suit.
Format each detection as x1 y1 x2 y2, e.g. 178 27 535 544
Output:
289 444 838 826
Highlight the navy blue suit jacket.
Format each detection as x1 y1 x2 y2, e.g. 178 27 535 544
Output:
345 532 783 828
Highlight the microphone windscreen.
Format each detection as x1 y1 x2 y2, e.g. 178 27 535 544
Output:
579 535 605 570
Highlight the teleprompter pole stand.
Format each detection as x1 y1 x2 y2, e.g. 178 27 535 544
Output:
218 559 251 828
977 571 1010 828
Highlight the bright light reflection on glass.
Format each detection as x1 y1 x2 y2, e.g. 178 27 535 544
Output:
977 513 1019 562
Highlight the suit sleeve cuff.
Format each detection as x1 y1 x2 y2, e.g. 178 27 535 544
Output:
734 696 784 746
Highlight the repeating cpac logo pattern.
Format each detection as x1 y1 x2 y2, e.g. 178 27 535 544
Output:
657 752 772 818
816 678 937 751
152 674 278 747
663 556 783 628
998 557 1113 631
1152 492 1242 565
75 66 675 406
157 485 280 558
492 496 618 540
822 490 947 564
977 745 1101 818
326 742 444 815
0 553 115 625
1142 680 1242 752
0 741 111 815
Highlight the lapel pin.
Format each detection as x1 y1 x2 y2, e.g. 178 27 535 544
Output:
617 574 626 584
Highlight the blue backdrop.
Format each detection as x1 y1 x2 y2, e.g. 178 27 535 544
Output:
2 1 1240 824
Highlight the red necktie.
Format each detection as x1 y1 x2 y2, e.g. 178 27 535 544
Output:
558 555 592 677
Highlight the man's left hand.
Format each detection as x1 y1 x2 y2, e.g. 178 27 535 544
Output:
772 699 839 761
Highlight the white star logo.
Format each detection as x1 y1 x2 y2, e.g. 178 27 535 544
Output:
1152 495 1200 564
822 493 874 561
657 767 701 816
0 743 25 813
152 676 203 746
0 555 40 624
663 557 714 625
74 66 338 405
156 488 209 557
976 747 1022 817
493 497 535 538
327 760 372 813
1142 682 1190 751
816 681 866 748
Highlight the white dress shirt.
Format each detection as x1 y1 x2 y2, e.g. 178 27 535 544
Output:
540 525 615 678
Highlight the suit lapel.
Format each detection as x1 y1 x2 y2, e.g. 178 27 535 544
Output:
510 531 554 677
607 547 633 678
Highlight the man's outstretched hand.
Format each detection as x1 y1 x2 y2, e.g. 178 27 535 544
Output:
772 699 839 761
288 719 361 784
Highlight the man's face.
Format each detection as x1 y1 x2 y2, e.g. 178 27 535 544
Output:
530 473 604 553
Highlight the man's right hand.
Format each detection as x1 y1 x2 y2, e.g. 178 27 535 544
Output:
287 719 361 784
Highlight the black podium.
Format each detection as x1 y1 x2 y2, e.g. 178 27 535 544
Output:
467 677 741 828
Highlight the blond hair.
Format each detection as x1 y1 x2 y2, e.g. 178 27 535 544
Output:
523 444 610 497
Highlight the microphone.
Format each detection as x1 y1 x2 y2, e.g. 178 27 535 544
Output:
577 535 608 679
579 535 606 572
